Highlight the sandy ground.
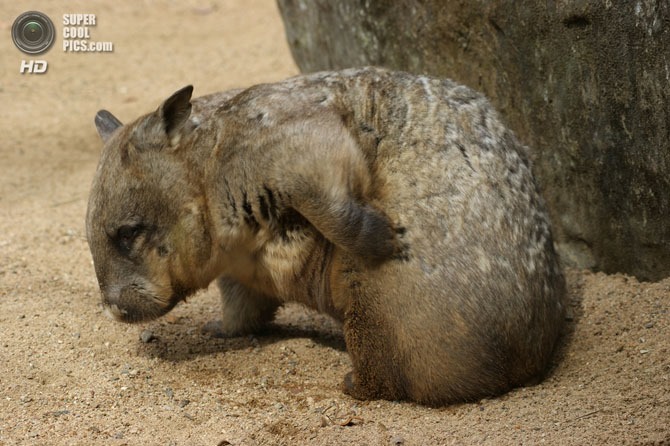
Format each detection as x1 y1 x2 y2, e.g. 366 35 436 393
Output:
0 1 669 445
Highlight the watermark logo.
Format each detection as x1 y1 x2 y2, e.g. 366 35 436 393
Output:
62 14 113 53
11 11 56 55
12 11 114 75
12 11 55 74
19 59 48 74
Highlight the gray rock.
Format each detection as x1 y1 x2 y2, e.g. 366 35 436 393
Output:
277 0 670 281
139 329 156 343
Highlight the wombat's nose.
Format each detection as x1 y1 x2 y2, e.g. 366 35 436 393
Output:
101 283 122 304
102 302 129 321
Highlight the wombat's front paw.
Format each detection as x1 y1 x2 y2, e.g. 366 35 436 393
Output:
202 320 234 338
202 319 264 338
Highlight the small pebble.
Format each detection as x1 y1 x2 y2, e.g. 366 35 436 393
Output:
140 330 156 343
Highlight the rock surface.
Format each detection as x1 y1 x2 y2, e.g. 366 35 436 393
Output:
277 0 670 281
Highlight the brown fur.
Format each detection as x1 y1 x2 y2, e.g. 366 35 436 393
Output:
86 67 566 405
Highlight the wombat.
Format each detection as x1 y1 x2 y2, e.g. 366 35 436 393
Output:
86 67 566 406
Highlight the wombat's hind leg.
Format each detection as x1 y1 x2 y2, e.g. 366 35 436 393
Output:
202 277 280 338
298 200 400 265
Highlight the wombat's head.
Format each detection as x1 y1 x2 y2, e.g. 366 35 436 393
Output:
86 86 214 323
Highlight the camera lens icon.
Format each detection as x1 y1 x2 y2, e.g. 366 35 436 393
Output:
12 11 56 55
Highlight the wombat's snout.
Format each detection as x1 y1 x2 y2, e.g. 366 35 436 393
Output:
100 283 178 323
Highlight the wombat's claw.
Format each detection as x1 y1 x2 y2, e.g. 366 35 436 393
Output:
201 320 229 338
342 371 357 396
341 371 371 400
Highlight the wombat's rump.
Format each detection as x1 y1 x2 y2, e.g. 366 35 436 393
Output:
86 67 566 405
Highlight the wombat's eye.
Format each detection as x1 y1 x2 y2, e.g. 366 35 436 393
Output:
115 224 143 253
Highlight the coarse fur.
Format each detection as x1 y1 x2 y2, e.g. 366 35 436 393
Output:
86 67 566 406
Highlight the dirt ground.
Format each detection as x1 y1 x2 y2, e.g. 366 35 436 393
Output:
0 1 668 445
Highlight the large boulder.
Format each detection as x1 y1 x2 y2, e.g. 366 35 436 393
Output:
277 0 670 281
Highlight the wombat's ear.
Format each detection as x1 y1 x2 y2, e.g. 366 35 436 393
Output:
94 110 123 143
131 86 194 151
158 85 194 137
